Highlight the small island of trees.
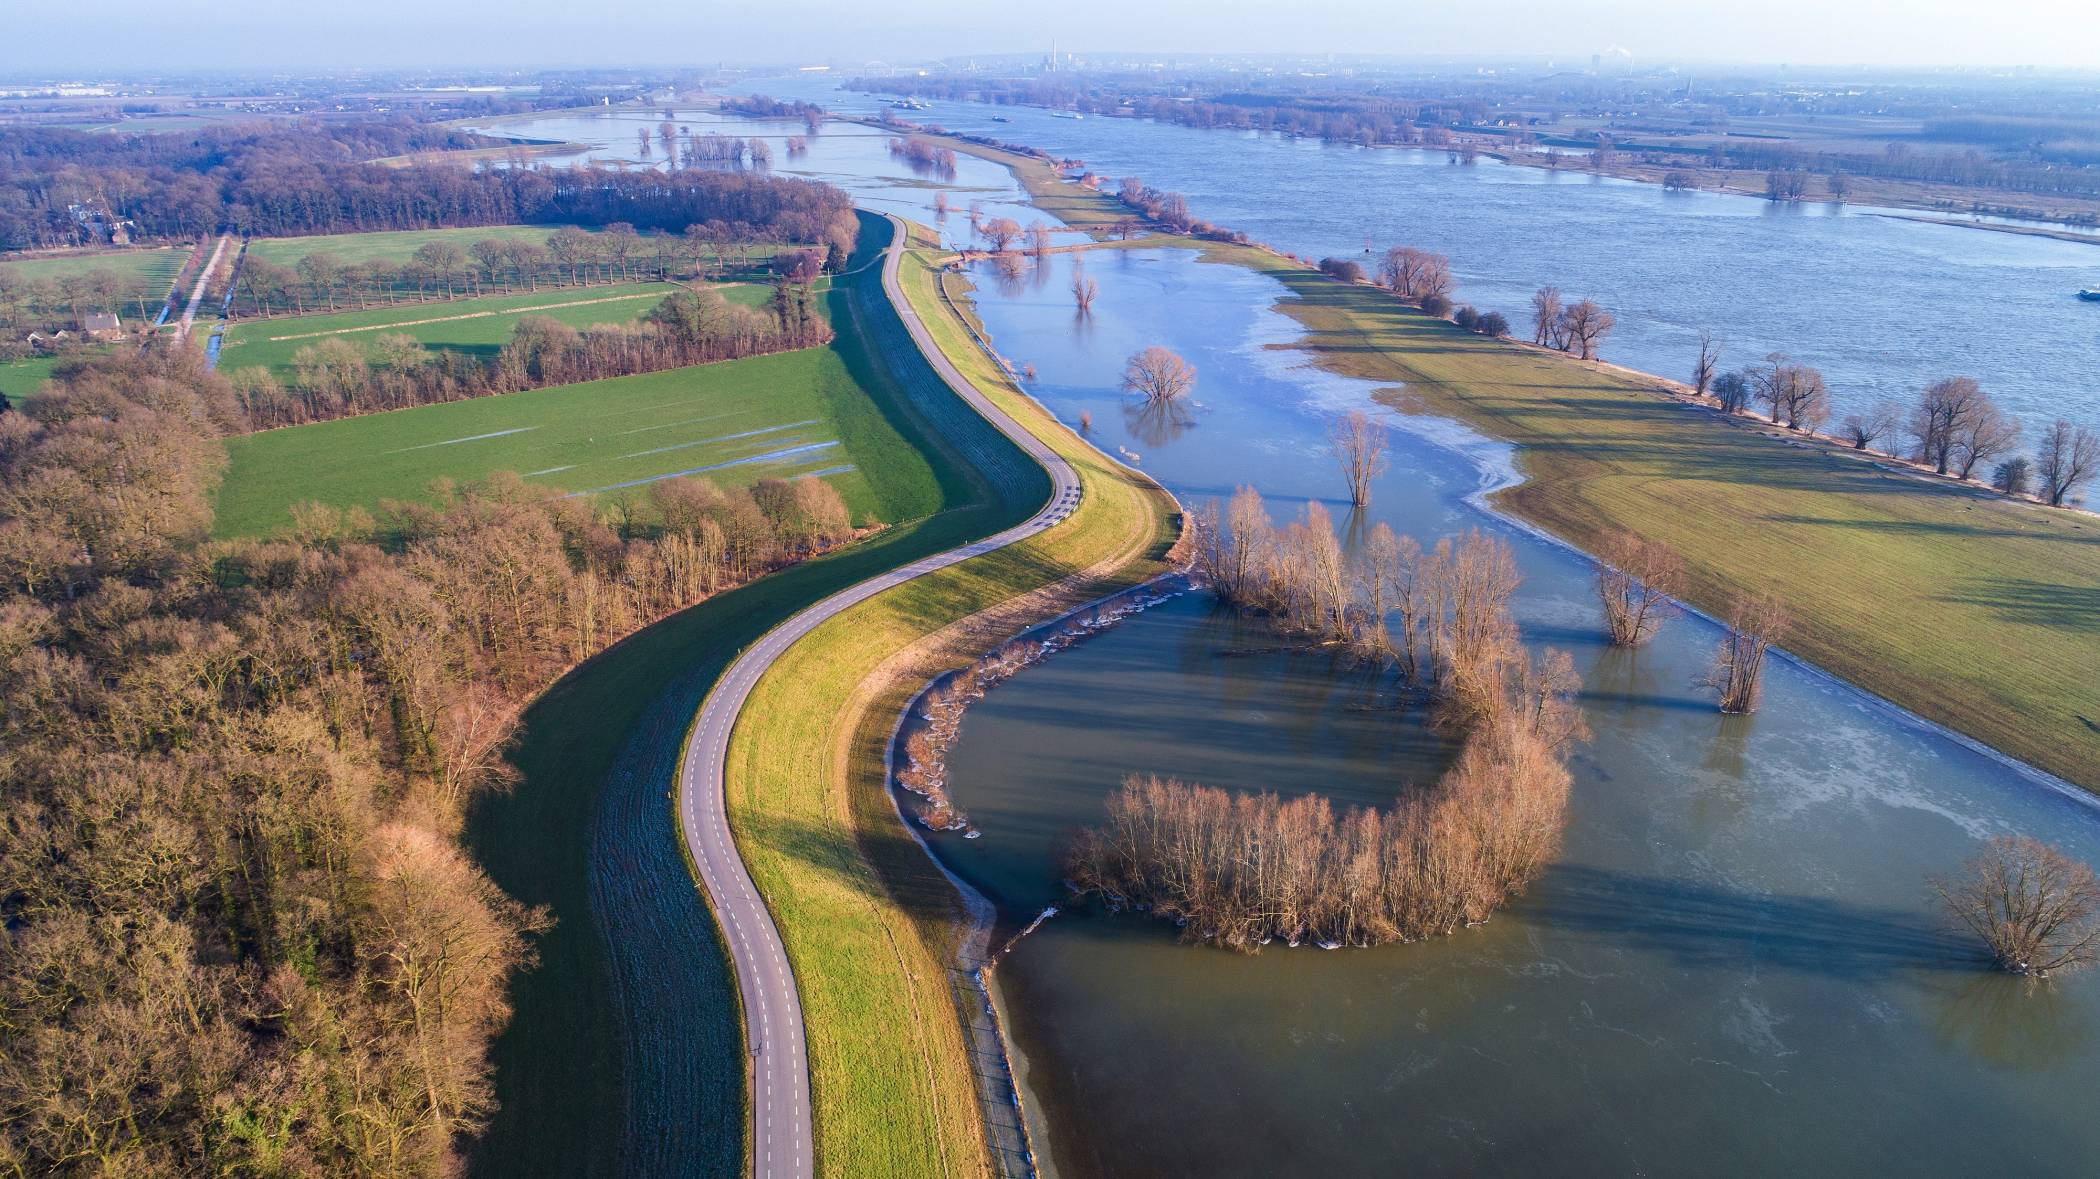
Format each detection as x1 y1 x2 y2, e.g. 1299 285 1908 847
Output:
1062 491 1585 951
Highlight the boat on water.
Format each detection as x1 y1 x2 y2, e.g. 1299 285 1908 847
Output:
2080 287 2100 302
1054 110 1085 120
989 114 1010 123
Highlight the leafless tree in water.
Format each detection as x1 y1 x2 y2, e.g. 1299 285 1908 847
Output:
1704 595 1787 714
1596 531 1683 646
1934 837 2100 976
1121 346 1195 407
1328 409 1389 508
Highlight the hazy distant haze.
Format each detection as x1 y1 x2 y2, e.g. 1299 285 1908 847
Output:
3 0 2096 74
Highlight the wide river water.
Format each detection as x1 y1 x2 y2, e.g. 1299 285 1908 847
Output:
475 96 2100 1175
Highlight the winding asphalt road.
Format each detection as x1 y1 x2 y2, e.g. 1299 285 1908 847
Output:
676 214 1079 1179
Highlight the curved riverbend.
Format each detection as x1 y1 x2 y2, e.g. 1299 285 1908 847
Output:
675 213 1079 1178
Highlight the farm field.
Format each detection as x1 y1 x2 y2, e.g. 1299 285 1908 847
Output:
213 281 773 375
1208 242 2100 790
0 245 187 308
244 223 802 270
244 225 567 269
0 353 71 403
214 342 942 538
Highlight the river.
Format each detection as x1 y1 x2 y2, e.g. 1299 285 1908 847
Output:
471 94 2100 1176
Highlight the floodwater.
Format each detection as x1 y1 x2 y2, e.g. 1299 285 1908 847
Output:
732 77 2100 438
478 96 2100 1175
939 248 2100 1177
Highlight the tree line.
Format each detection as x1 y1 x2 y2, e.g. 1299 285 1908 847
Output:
218 282 827 430
1062 490 1584 951
0 351 857 1173
227 225 812 319
1679 335 2100 507
0 118 855 255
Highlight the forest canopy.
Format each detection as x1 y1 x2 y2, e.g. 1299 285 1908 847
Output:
0 120 857 254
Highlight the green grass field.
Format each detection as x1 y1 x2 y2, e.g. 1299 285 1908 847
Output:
244 225 567 269
214 339 943 538
0 246 187 307
0 353 74 403
1207 243 2100 791
213 281 768 376
245 224 800 271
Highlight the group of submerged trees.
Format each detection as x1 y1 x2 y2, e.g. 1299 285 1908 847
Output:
223 279 828 430
886 136 959 177
0 352 855 1171
1064 486 1584 951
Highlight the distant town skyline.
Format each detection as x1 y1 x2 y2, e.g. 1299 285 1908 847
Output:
4 0 2098 74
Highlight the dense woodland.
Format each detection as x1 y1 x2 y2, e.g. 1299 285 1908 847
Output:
0 352 856 1173
0 120 858 252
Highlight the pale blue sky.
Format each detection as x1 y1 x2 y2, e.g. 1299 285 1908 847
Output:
4 0 2096 74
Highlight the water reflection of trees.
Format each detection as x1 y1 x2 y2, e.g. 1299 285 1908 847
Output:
1123 396 1196 448
1925 971 2093 1072
1529 864 1972 981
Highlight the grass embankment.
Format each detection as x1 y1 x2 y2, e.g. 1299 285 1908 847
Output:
1209 243 2100 789
463 210 1173 1177
213 339 932 538
466 211 997 1176
215 280 770 376
714 224 1179 1176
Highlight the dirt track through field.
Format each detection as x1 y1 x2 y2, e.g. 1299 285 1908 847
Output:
256 289 695 343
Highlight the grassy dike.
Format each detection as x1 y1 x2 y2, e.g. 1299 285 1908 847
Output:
1192 242 2100 789
469 211 1038 1176
713 222 1179 1176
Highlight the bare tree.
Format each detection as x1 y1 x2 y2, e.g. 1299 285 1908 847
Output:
1530 286 1563 347
1121 346 1196 407
1751 356 1832 434
1379 246 1454 303
1951 398 2020 481
981 217 1022 253
1557 299 1614 360
1933 837 2100 976
1712 371 1752 415
1328 410 1389 508
1691 331 1719 399
1838 398 1902 451
1705 596 1787 714
1908 376 1987 476
1596 531 1683 645
1071 268 1098 315
1027 221 1053 258
2035 419 2100 507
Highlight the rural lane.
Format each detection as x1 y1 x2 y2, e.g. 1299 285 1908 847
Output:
173 233 230 344
676 213 1079 1179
